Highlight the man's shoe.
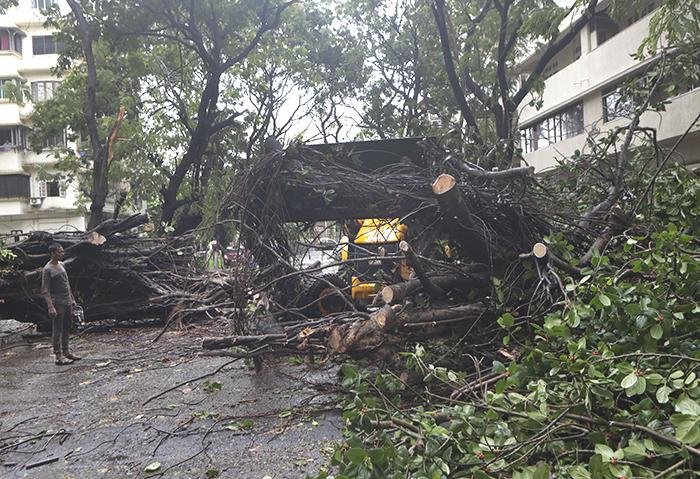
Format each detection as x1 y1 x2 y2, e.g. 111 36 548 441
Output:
64 352 81 361
55 355 74 365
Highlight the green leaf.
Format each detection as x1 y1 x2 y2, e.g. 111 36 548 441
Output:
346 448 367 465
670 414 700 445
626 376 646 397
598 294 611 307
497 313 515 328
675 396 700 415
533 464 550 479
650 324 663 339
621 372 638 389
594 444 614 461
656 385 672 404
623 439 647 461
568 465 591 479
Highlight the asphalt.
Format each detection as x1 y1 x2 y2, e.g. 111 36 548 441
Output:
0 322 342 479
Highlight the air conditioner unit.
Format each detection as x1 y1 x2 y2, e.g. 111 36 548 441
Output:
29 197 44 207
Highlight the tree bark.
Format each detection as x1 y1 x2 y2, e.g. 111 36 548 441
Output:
328 306 398 353
399 241 445 299
381 273 487 304
66 0 110 229
432 174 490 263
397 303 488 328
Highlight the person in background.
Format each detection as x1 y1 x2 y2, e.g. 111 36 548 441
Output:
207 240 224 271
42 243 81 365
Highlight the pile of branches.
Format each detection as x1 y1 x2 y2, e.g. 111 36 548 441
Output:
0 213 245 330
204 140 595 359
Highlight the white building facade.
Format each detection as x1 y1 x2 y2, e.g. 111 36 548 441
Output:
0 0 87 237
518 0 700 172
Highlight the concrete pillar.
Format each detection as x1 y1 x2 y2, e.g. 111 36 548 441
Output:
580 22 593 56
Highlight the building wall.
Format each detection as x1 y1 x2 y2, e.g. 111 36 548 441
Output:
0 0 87 235
518 4 700 172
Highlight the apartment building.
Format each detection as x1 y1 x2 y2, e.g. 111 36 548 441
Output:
0 0 87 237
517 0 700 172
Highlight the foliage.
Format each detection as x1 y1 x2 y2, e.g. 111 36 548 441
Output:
30 3 152 217
638 0 700 56
313 168 699 479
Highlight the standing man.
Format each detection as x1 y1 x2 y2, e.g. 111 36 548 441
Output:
42 243 81 365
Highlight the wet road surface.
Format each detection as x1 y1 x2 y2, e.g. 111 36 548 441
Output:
0 323 342 478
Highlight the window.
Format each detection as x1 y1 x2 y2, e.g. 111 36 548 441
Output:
32 0 56 9
42 131 66 149
543 60 559 79
624 0 659 28
0 128 11 150
0 175 30 199
32 35 62 55
0 126 29 151
38 180 63 198
31 81 60 102
602 87 635 123
593 12 620 46
0 29 23 54
0 79 18 100
520 103 584 154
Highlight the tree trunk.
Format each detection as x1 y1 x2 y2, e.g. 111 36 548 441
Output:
159 72 221 229
66 0 108 230
381 272 488 304
432 173 491 263
399 241 445 299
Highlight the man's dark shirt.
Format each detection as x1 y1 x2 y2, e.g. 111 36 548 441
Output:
41 262 73 307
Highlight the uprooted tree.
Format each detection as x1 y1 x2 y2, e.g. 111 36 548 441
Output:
195 4 700 477
197 95 699 479
2 0 698 477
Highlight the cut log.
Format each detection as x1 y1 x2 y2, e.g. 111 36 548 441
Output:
397 303 488 328
399 241 445 299
381 273 487 304
328 306 398 353
432 174 490 262
532 242 547 259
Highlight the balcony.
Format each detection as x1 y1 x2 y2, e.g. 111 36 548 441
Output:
0 100 31 124
0 50 22 77
0 149 25 173
21 149 59 167
0 173 30 215
18 52 59 74
520 11 656 124
523 88 700 171
0 198 28 215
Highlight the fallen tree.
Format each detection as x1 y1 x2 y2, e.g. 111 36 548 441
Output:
0 213 247 330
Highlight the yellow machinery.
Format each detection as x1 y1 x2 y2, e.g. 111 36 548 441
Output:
338 218 411 301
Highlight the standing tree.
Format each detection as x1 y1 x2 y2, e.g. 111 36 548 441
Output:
65 0 122 228
430 0 600 165
126 0 296 231
31 0 147 228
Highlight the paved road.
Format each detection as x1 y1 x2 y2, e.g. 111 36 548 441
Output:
0 323 341 478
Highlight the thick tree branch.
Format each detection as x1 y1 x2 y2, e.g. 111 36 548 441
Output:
431 0 484 146
513 0 599 109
